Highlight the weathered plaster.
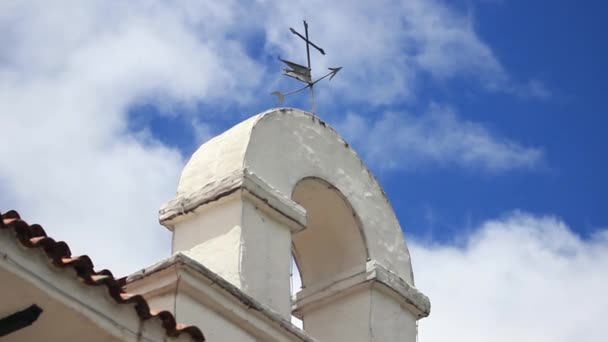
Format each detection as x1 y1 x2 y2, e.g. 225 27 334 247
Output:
158 107 430 341
161 169 307 233
171 108 415 284
167 189 295 318
126 253 315 342
293 260 430 319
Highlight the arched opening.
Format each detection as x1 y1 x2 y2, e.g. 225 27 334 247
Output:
291 177 368 292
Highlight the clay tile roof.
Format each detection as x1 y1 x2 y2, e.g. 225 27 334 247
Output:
0 209 205 342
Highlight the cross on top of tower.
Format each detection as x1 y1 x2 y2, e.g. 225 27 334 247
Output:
271 20 342 114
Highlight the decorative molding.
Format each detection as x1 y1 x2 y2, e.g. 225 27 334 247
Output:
159 169 307 232
293 260 430 319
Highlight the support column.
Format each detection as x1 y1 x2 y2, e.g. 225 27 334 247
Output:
159 170 306 319
292 260 430 342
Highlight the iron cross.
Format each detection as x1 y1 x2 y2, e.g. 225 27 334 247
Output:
271 20 342 114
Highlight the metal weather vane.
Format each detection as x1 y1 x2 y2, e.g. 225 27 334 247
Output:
271 20 342 114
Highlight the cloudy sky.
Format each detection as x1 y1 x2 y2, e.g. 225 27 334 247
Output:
1 1 606 341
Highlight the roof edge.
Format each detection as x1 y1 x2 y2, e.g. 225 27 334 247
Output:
127 252 315 342
0 210 205 342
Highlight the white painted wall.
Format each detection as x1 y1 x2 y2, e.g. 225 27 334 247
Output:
170 190 294 319
126 259 314 342
175 108 415 284
240 198 293 318
145 291 258 342
176 195 244 287
370 287 418 342
301 287 371 342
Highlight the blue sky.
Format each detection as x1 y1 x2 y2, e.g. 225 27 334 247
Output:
133 1 607 243
1 1 607 341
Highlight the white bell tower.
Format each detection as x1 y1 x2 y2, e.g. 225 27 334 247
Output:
159 108 430 341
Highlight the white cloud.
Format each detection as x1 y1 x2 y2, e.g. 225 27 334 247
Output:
0 5 597 342
0 0 263 275
0 0 546 276
259 0 510 104
411 212 608 342
335 105 543 171
514 79 553 100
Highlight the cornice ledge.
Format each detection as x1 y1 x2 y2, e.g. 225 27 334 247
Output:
126 253 316 342
293 260 430 319
159 168 307 232
367 260 431 318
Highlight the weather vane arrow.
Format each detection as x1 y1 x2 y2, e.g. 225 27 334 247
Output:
272 66 342 106
271 20 342 114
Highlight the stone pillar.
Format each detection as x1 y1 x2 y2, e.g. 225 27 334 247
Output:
159 170 306 319
293 260 430 342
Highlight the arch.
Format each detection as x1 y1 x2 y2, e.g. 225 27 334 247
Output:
291 177 368 289
177 107 415 284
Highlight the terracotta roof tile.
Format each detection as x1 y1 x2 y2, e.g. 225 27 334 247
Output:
0 210 205 342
